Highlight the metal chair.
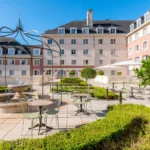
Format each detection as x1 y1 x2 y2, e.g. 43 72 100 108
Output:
20 100 41 138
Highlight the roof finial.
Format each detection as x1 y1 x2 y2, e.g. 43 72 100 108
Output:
18 10 20 20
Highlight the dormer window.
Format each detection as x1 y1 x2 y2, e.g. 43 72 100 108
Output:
144 11 150 22
33 49 40 56
82 28 89 34
109 27 116 34
137 19 141 27
8 49 15 55
17 50 22 54
130 24 134 32
96 28 103 34
58 28 65 34
70 28 77 34
0 49 2 55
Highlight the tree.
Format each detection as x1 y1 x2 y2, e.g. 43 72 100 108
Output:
134 56 150 86
97 70 104 75
69 70 75 76
81 68 97 83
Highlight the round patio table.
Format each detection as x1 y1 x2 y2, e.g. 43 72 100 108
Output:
72 93 90 114
28 99 53 134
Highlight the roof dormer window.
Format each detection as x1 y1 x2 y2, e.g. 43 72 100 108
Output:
70 28 77 34
82 28 89 34
8 48 15 55
130 24 134 32
58 28 65 34
96 28 103 34
137 19 141 27
109 27 116 34
144 11 150 22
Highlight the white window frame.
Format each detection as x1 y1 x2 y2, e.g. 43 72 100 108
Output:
59 39 64 44
98 39 103 44
142 55 148 60
9 70 14 76
70 28 77 34
136 18 141 28
17 50 22 54
135 32 139 40
83 39 88 44
71 49 76 55
111 39 116 44
22 70 26 76
83 49 88 55
47 60 52 65
83 60 89 65
135 57 140 62
99 49 103 55
111 49 116 55
135 45 139 53
143 41 148 51
0 59 2 65
111 70 116 75
96 28 104 34
143 28 147 36
9 59 15 65
0 49 3 55
33 49 40 56
58 28 65 34
130 24 134 32
47 49 52 55
71 60 76 65
111 60 116 64
128 47 132 56
8 48 15 55
33 69 40 75
144 11 150 22
82 28 89 34
109 27 116 34
47 39 52 44
61 49 64 55
99 60 103 65
71 39 76 44
33 59 40 66
21 59 27 65
59 60 65 65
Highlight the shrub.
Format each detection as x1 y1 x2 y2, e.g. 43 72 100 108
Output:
116 72 122 75
0 104 150 150
69 70 75 76
97 70 104 75
0 86 7 93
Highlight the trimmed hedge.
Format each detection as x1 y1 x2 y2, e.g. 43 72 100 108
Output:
0 104 150 150
0 86 7 93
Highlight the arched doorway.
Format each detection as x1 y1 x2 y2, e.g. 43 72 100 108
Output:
57 70 66 78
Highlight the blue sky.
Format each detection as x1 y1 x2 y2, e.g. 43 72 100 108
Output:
0 0 150 35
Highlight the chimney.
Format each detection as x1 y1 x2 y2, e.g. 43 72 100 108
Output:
86 9 93 27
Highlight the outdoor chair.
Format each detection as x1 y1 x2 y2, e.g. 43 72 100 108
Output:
20 100 41 138
43 98 60 133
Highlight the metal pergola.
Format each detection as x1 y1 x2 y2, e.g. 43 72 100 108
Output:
0 18 63 104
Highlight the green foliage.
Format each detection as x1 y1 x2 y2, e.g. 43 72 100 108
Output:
116 72 122 75
81 68 97 82
97 70 104 75
69 70 75 76
134 56 150 86
1 104 150 150
0 86 7 93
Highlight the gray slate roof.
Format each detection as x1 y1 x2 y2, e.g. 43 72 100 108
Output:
45 20 134 34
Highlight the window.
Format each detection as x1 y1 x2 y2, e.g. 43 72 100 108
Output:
143 41 148 51
135 32 139 40
143 55 148 60
61 49 64 55
71 60 76 65
9 59 15 65
0 59 2 65
59 39 64 44
8 49 15 55
34 70 40 75
109 28 116 34
111 49 116 55
71 49 76 55
111 39 116 44
137 19 141 27
83 49 88 55
143 28 147 35
97 28 103 34
21 59 26 65
128 36 132 43
128 48 132 55
82 28 89 34
130 24 134 31
98 39 103 44
47 60 52 65
99 49 103 54
111 60 116 64
71 39 76 44
135 57 140 62
34 60 40 66
60 60 64 65
135 45 139 53
22 70 26 75
83 60 89 65
58 28 65 34
9 70 14 76
145 13 149 22
0 70 2 75
70 28 77 34
48 39 52 44
33 49 40 56
0 49 2 55
99 60 103 65
17 50 22 54
83 39 88 44
48 49 52 55
111 70 116 75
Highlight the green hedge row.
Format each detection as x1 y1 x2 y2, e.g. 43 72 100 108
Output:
0 104 150 150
